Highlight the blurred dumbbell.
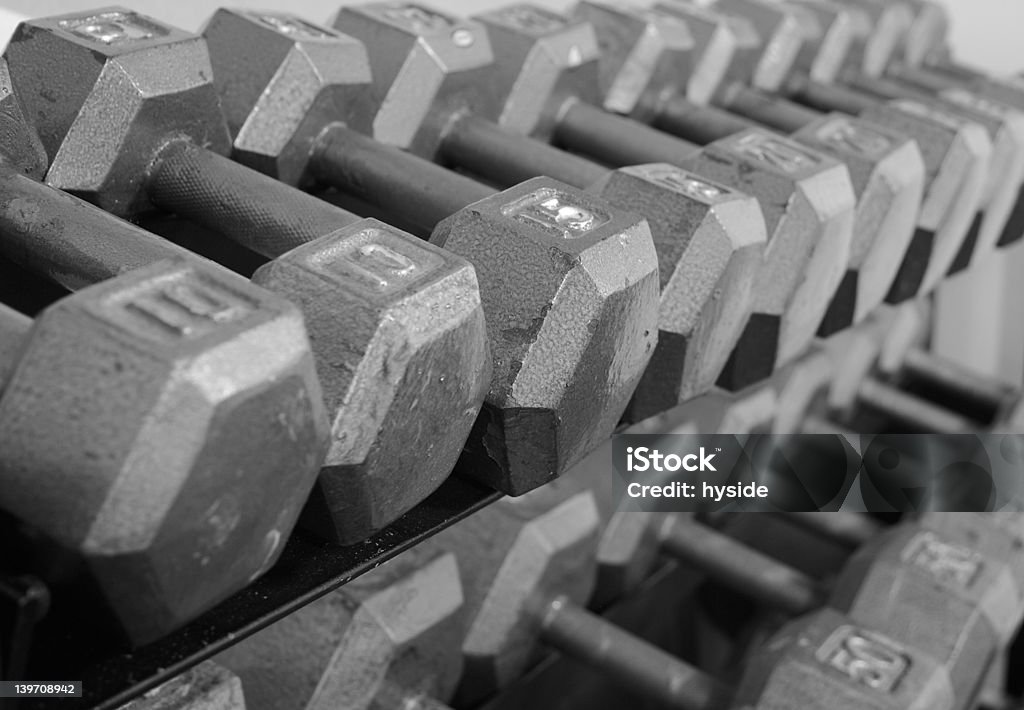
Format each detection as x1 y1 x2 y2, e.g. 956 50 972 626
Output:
767 0 1024 258
446 485 957 709
198 7 782 417
316 3 856 393
637 0 998 291
196 8 666 493
598 509 1021 709
214 548 464 710
573 0 925 334
116 662 244 710
3 9 494 545
0 77 331 642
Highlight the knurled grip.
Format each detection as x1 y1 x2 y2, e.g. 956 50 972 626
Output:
148 141 360 260
311 125 494 234
0 165 199 291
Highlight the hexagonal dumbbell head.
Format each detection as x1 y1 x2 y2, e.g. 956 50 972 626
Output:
772 349 835 434
117 662 244 710
215 549 464 710
5 8 232 215
202 9 376 186
920 512 1024 640
591 165 766 417
831 0 914 77
648 1 739 105
900 0 950 67
0 261 329 644
329 2 496 157
5 9 494 545
830 523 1019 703
734 608 956 709
431 488 600 705
254 221 490 543
0 58 46 180
658 0 800 98
783 0 874 82
681 128 855 372
433 177 659 494
471 3 603 140
794 115 925 330
571 2 695 120
853 100 991 299
574 3 921 338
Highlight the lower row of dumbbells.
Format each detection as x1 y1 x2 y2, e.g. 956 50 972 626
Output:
1 0 1023 698
119 497 1024 710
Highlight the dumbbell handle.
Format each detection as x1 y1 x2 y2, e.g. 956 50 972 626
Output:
552 100 703 170
856 377 980 433
781 511 882 548
720 86 822 133
658 516 824 616
901 347 1017 415
148 141 361 259
0 165 206 290
539 595 730 710
308 125 493 234
788 77 879 116
441 112 607 188
0 302 31 389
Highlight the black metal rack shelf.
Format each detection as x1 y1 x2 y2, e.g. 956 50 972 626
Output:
1 476 500 710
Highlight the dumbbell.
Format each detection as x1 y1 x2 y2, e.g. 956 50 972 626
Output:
214 548 464 710
316 3 857 394
625 0 997 294
772 0 1024 259
712 0 1024 269
116 662 243 710
199 7 766 419
425 482 960 710
727 0 1024 259
850 301 1024 430
3 9 494 545
594 503 1020 709
574 0 925 335
0 78 332 643
819 0 1024 254
477 1 919 339
167 8 664 494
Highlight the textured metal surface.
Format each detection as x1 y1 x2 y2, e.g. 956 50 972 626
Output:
149 141 360 259
0 166 207 290
13 479 500 710
0 261 329 644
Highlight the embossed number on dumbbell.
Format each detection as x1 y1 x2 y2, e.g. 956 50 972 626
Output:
940 88 1013 119
732 132 822 173
815 118 894 158
487 4 569 34
375 4 476 46
58 10 167 44
630 165 729 202
890 100 970 130
248 12 336 39
818 626 911 693
903 531 983 588
115 274 254 341
324 228 441 294
504 189 610 238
